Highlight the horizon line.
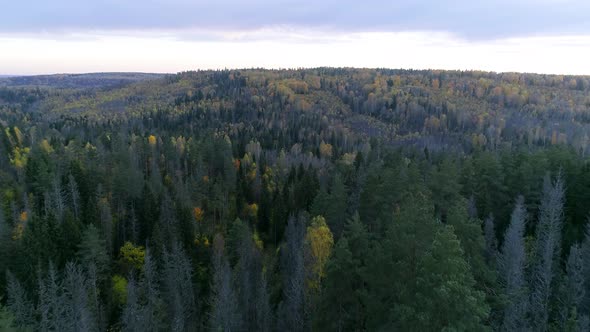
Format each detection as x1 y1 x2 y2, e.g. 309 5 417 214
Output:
3 66 590 78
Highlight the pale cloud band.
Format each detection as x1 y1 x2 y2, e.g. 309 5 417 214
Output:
2 0 590 40
1 29 589 75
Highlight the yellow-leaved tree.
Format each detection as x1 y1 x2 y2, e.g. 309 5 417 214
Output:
193 207 204 222
305 216 334 292
118 242 145 275
319 142 333 159
148 134 157 146
40 139 54 154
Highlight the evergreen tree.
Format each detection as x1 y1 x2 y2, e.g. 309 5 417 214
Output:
324 174 347 238
446 199 495 288
5 271 34 330
77 224 110 282
315 237 356 331
0 297 17 332
254 273 273 332
365 192 437 330
278 214 307 332
483 213 498 266
414 225 490 331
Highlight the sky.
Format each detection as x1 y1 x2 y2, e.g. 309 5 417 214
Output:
1 0 590 75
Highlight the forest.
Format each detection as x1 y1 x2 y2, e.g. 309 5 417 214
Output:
1 68 590 331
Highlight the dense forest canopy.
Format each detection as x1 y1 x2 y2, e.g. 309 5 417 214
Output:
1 68 590 331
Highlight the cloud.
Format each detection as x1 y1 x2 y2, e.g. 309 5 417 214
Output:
1 31 589 75
2 0 589 39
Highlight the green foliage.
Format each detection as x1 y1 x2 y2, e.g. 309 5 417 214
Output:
446 199 498 294
415 226 490 331
316 214 370 331
1 69 590 330
77 224 110 280
112 274 128 307
118 242 145 275
0 298 17 332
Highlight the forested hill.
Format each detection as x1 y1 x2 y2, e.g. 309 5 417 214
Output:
0 72 165 89
2 68 590 331
3 68 590 152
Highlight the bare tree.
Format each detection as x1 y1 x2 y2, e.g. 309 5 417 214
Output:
162 242 197 331
581 221 590 318
498 196 529 331
530 174 565 332
557 244 588 331
62 262 98 332
210 234 242 331
255 272 273 332
123 247 165 332
37 263 66 331
142 248 165 332
86 263 105 331
122 277 149 332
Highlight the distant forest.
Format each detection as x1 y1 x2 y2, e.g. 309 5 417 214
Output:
1 68 590 331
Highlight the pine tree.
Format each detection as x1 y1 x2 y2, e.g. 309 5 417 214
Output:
324 174 347 238
5 271 34 329
0 297 17 332
278 214 307 332
315 237 356 331
447 199 495 287
414 225 490 331
68 174 81 220
365 192 437 330
77 224 110 282
483 213 498 265
316 212 370 331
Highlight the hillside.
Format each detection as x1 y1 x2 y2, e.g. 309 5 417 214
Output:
1 68 590 331
4 68 590 152
0 72 165 89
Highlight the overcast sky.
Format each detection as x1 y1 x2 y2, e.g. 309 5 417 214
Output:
1 0 589 75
